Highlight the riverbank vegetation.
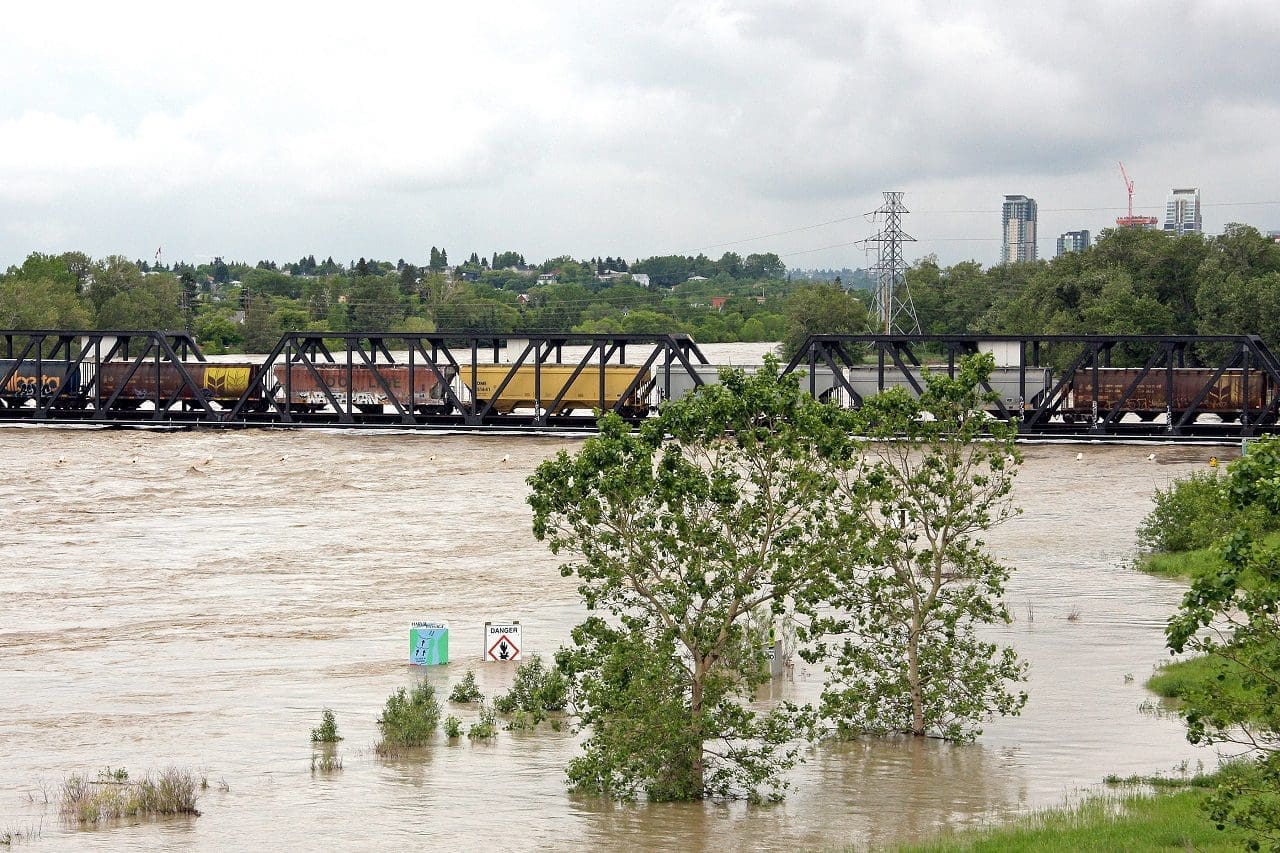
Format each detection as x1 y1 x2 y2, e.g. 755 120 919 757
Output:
901 781 1246 852
1129 437 1280 849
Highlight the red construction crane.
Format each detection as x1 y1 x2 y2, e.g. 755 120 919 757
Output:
1116 162 1158 228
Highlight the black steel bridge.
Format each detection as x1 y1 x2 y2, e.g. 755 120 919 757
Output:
2 329 1279 440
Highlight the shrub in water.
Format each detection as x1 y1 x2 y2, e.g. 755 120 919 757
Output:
448 670 484 704
443 715 463 739
492 655 568 723
310 708 342 743
467 701 498 740
60 767 201 823
377 680 441 747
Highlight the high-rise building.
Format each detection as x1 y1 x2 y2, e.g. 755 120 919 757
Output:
1164 188 1202 235
1002 195 1038 263
1056 230 1091 256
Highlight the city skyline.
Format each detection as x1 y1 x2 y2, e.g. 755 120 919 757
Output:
1 3 1277 271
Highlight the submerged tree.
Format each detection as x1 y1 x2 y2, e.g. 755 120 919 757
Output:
529 359 858 801
1167 436 1280 849
813 353 1028 741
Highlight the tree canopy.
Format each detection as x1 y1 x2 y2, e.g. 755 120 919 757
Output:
529 359 859 800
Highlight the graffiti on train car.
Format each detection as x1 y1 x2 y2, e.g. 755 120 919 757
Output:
3 373 63 397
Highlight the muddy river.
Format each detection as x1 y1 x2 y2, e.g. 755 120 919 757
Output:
0 424 1231 850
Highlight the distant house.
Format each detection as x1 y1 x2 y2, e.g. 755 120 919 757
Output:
537 272 558 284
710 296 728 311
596 270 652 288
687 275 709 282
516 293 530 305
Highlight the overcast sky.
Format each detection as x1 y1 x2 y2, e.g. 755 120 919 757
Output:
2 1 1277 272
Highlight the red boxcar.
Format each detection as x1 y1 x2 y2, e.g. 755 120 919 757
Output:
273 363 456 413
1069 368 1269 421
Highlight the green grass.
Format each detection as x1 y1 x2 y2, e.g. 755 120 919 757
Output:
1138 530 1280 580
900 786 1246 852
1146 653 1249 703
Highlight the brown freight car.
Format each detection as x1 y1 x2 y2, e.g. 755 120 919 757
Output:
1068 367 1269 422
273 363 457 413
94 362 261 409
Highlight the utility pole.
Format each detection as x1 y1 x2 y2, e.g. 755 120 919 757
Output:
867 191 919 334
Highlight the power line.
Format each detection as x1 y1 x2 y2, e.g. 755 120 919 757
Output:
696 213 869 252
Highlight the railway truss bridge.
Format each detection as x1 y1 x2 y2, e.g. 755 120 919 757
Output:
1 330 1279 440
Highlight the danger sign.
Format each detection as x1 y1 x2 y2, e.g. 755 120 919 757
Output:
484 621 522 662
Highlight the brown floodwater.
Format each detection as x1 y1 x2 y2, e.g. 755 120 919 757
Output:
0 427 1233 850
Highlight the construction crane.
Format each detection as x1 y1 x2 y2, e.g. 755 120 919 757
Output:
1116 162 1158 228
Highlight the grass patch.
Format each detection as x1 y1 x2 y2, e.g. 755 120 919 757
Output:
1137 530 1280 581
60 767 202 824
1146 654 1250 704
901 786 1246 852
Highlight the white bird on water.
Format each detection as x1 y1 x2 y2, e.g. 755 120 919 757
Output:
1147 453 1157 461
1075 452 1083 462
501 453 510 464
428 454 436 461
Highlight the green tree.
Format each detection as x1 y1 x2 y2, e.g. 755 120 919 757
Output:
0 275 91 330
743 252 784 280
349 275 404 332
94 271 184 330
528 361 857 801
242 295 279 353
194 312 244 351
781 282 870 359
813 354 1027 741
1167 436 1280 850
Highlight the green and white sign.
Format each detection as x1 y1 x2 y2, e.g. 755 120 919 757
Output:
410 621 449 666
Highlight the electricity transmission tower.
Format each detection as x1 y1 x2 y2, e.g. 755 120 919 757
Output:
866 191 919 334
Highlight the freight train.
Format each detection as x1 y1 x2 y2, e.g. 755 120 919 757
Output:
0 357 1272 424
0 358 644 417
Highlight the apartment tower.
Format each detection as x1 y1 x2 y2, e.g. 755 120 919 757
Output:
1164 188 1202 235
1002 195 1038 263
1055 230 1091 256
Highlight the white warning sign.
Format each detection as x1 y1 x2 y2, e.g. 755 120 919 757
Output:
484 621 522 662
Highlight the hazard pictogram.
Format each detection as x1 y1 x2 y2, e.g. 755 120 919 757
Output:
483 620 522 662
487 633 520 662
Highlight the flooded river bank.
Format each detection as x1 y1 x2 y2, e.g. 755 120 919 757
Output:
0 429 1226 850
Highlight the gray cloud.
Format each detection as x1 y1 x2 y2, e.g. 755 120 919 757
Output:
1 1 1277 269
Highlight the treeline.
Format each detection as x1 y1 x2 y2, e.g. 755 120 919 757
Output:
2 225 1277 356
908 224 1280 343
0 247 861 353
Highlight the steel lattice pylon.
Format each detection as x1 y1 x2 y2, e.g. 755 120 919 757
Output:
866 191 919 334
